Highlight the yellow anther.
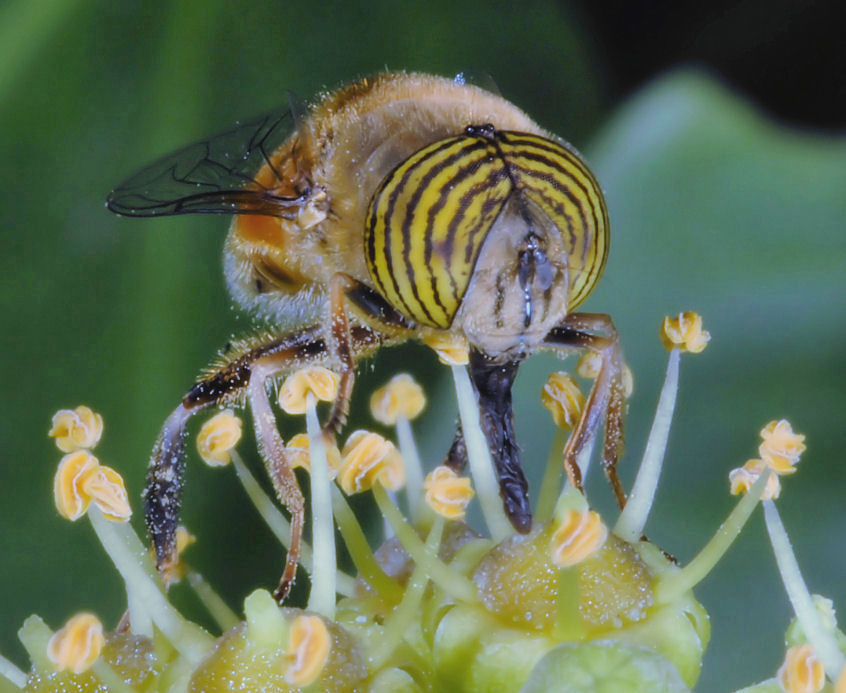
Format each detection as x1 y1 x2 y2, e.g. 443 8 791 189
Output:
574 354 633 398
576 352 601 379
286 433 342 479
338 430 403 494
729 459 781 500
422 332 469 366
759 420 806 475
549 509 608 569
423 466 474 520
370 373 426 425
48 406 103 453
82 465 132 521
660 312 710 353
278 367 339 415
284 614 331 686
46 613 105 674
54 450 99 521
836 667 846 693
196 409 242 467
777 644 825 693
541 372 585 429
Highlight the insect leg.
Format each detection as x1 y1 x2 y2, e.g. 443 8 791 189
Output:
143 325 384 598
542 313 627 508
322 273 414 439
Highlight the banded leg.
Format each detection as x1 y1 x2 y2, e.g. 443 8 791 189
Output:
543 312 627 508
143 324 384 599
323 273 414 439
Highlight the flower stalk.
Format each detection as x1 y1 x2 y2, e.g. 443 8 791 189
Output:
451 364 512 542
614 347 680 542
763 499 845 679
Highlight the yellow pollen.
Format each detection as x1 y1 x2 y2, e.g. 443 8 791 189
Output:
278 367 340 415
759 420 806 475
660 312 710 353
549 509 608 569
836 668 846 693
196 409 243 467
541 372 585 429
48 406 104 453
338 430 403 494
81 464 132 521
778 644 825 693
422 332 469 365
370 373 426 425
175 526 196 556
46 613 105 675
286 433 342 479
54 450 99 521
423 466 474 520
284 614 331 686
729 459 781 500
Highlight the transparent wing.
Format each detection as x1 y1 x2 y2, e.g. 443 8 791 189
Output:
106 102 303 217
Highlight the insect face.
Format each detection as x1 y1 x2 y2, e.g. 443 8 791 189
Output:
107 72 624 601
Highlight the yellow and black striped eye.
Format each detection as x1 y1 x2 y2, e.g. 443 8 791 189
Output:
364 127 608 328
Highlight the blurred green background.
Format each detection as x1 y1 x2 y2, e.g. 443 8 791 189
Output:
1 1 843 691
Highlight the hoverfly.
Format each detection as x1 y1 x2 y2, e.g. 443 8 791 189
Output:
107 72 625 602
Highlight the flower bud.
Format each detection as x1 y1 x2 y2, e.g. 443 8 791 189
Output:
278 367 339 415
729 459 781 500
46 613 105 674
286 433 342 479
54 450 99 521
550 509 608 568
424 466 474 520
777 644 825 693
82 465 132 521
285 614 331 686
660 312 710 353
541 372 584 429
370 374 426 425
48 406 103 452
422 333 469 365
197 409 243 467
338 431 402 494
759 419 806 475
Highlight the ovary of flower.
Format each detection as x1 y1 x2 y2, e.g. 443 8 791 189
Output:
286 433 342 479
550 509 608 569
338 430 404 494
46 613 105 675
423 466 474 520
54 450 99 520
277 367 339 415
285 614 331 686
81 465 132 521
660 312 710 353
541 372 585 429
370 373 426 425
48 406 104 453
422 332 469 365
777 644 825 693
729 459 781 500
759 420 806 475
196 409 243 467
574 353 634 397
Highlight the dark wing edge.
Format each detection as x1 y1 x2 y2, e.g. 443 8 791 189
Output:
106 103 304 218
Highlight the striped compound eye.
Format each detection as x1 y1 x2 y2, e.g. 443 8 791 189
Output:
364 126 609 329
